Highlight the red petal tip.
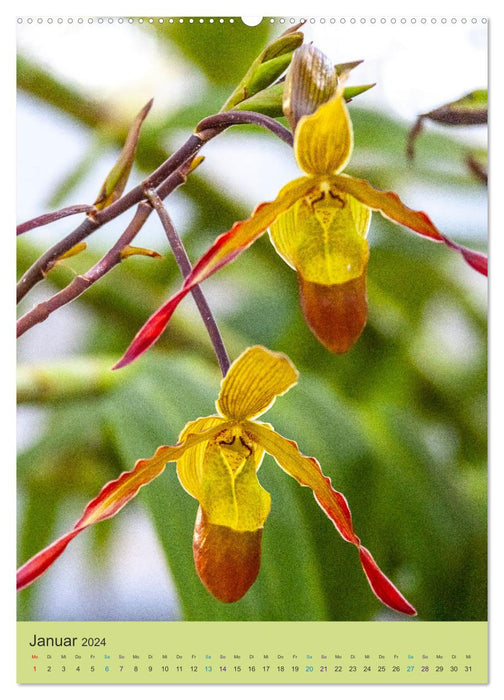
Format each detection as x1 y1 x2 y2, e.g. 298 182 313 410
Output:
113 287 189 369
359 546 417 616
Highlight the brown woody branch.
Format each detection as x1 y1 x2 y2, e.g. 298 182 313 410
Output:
16 168 188 338
17 110 292 304
17 204 97 236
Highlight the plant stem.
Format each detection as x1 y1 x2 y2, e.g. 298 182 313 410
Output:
145 189 230 377
16 133 206 303
197 110 293 146
16 204 97 236
17 158 230 350
16 200 152 338
17 162 192 336
17 109 293 304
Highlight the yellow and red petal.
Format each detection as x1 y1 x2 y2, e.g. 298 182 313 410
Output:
294 87 353 176
17 425 225 590
269 188 370 285
113 177 318 370
217 345 298 420
244 422 416 615
332 173 488 275
16 528 87 592
245 422 357 543
193 507 263 603
298 266 368 354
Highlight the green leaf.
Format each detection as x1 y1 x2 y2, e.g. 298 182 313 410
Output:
233 82 285 117
343 83 376 101
335 60 364 77
17 356 122 404
17 53 106 129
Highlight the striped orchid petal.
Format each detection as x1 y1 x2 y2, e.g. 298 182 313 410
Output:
17 426 225 590
332 173 487 275
244 421 417 616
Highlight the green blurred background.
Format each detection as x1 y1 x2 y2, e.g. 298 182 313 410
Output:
17 17 487 622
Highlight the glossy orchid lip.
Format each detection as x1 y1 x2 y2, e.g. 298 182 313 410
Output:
113 54 486 370
17 345 416 615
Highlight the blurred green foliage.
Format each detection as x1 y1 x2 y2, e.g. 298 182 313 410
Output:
17 20 487 622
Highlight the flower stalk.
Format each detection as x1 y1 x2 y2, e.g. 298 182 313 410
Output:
145 188 230 377
16 204 97 237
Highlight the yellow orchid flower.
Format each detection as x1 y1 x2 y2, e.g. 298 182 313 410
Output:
17 346 416 615
113 45 486 370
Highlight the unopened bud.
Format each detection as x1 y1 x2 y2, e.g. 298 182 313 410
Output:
283 44 338 132
221 30 303 112
94 98 153 210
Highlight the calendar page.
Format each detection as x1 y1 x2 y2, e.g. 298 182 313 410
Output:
16 13 488 686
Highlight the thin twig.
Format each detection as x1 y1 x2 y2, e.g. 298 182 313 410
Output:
17 204 97 236
466 153 488 186
16 201 152 338
196 110 293 146
145 189 230 377
17 110 293 303
16 133 206 303
17 215 97 304
16 158 209 338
